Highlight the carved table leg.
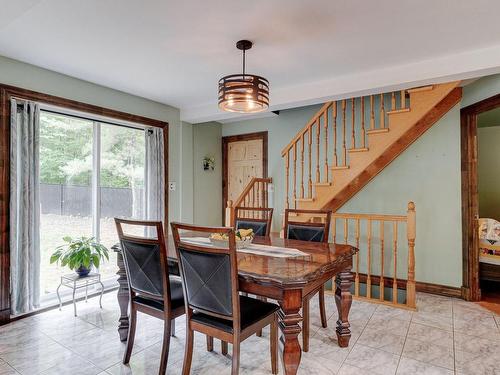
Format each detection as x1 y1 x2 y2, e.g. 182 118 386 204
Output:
335 270 353 348
278 289 302 375
116 251 130 342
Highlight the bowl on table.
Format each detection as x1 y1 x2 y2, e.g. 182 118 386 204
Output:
209 229 254 249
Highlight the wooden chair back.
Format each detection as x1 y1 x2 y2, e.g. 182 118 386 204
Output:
115 219 172 304
284 209 332 243
234 207 273 237
170 223 241 332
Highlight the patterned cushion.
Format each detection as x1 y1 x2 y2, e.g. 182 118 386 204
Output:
236 220 268 236
287 224 325 242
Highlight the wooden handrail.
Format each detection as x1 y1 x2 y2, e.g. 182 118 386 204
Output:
330 202 416 309
225 177 273 227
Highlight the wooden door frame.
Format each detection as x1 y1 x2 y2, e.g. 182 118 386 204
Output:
461 93 500 301
0 83 169 324
222 131 268 224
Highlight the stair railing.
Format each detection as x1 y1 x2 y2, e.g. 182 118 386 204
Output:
330 202 416 309
281 90 409 208
225 177 273 227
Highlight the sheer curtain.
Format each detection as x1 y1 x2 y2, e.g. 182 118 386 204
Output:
144 127 165 223
10 99 41 315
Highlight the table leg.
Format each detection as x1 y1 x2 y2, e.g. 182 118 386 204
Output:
56 283 62 311
99 280 105 309
72 287 77 317
278 289 302 375
116 251 130 341
335 270 353 348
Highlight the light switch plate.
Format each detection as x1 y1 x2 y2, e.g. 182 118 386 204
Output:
169 182 176 191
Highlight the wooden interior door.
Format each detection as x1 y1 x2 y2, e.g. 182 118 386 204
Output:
222 132 268 223
227 139 263 203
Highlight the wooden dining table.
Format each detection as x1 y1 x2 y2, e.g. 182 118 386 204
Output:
114 233 358 375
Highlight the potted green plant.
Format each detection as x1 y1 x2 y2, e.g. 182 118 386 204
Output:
50 236 110 277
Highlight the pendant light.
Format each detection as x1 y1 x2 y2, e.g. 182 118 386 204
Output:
218 40 269 113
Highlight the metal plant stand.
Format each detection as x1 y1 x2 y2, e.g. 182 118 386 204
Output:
56 272 105 316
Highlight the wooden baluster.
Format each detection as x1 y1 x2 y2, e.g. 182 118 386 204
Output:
332 217 337 243
367 219 372 299
264 181 268 208
400 90 406 109
293 143 297 208
316 119 320 184
308 127 313 198
379 220 385 302
355 218 360 297
342 100 347 165
332 101 338 167
370 95 375 130
256 182 260 210
343 218 348 245
407 202 416 308
285 154 290 209
323 110 329 182
351 98 356 149
225 200 233 227
252 184 256 217
392 221 398 303
380 94 385 129
391 92 396 111
361 96 366 148
300 135 305 199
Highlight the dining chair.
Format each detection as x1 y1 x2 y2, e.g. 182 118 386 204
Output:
234 206 273 237
170 222 279 375
115 218 185 375
284 208 332 352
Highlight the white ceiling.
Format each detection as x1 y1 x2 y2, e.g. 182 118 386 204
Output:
1 0 500 123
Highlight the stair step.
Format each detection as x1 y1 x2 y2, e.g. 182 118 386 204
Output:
330 165 349 170
366 128 390 135
407 85 434 93
295 198 314 202
387 108 410 115
315 182 332 187
349 147 369 153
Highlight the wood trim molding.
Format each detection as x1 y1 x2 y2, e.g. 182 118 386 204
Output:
460 93 500 302
0 83 169 325
221 131 268 224
324 87 463 212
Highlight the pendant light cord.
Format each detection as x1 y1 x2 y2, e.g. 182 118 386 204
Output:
242 49 246 79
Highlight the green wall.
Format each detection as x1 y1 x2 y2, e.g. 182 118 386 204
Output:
193 122 223 226
0 55 185 224
478 126 500 221
222 103 463 287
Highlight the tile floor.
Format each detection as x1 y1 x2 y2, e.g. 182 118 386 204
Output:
0 292 499 374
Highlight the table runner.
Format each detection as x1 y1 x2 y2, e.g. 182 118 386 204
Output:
180 237 310 258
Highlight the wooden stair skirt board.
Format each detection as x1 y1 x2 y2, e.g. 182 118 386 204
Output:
323 86 462 212
325 274 462 304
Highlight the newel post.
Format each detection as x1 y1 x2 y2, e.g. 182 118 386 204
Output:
225 200 233 227
406 201 416 308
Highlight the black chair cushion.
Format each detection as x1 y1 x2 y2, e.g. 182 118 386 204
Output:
287 224 325 242
191 295 279 333
178 248 233 316
120 239 163 297
236 220 268 236
133 276 184 311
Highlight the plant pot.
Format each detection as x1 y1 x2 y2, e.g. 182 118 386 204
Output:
75 265 92 277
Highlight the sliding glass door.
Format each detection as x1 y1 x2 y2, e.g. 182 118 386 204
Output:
38 110 146 300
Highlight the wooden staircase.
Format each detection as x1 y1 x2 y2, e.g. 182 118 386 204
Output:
281 81 462 213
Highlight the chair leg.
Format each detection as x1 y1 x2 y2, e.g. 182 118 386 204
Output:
123 305 137 364
319 285 328 328
182 328 194 375
206 336 214 352
158 319 172 375
302 296 310 353
171 319 176 337
221 340 228 356
231 340 240 375
256 296 267 337
270 314 278 375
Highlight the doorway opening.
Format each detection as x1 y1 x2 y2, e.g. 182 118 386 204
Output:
461 93 500 312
